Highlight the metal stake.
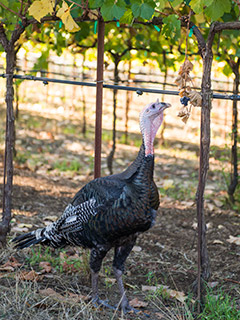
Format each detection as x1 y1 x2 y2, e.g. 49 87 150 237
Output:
94 19 105 179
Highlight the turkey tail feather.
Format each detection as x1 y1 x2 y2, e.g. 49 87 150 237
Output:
12 230 45 249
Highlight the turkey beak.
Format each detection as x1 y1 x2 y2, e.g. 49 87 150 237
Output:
159 102 171 111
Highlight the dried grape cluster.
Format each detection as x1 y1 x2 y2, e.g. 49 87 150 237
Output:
175 59 202 123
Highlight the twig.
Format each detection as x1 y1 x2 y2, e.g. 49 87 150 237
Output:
154 9 168 16
168 0 181 17
223 278 240 285
23 1 30 16
67 0 86 10
18 0 23 16
0 1 22 18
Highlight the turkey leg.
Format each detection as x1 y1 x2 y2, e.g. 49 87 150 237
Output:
113 237 138 314
90 246 115 309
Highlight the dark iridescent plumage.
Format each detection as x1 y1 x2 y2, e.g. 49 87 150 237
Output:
12 100 170 313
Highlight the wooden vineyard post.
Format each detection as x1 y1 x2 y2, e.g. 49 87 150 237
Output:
228 60 239 202
0 46 16 247
187 21 213 311
94 18 105 179
0 19 28 246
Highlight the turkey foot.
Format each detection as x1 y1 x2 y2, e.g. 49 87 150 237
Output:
92 295 116 310
91 270 116 310
113 267 149 316
120 300 140 315
116 299 150 317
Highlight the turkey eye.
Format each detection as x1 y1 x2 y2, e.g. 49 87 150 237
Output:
152 104 155 109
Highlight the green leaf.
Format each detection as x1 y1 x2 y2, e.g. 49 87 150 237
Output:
89 0 104 9
172 0 183 7
234 3 240 16
236 48 240 57
131 0 155 20
112 0 126 19
156 0 168 10
140 1 155 20
222 63 232 77
162 14 181 42
131 1 141 18
189 0 204 13
101 0 114 20
205 0 231 20
101 0 126 20
189 0 213 14
119 8 133 24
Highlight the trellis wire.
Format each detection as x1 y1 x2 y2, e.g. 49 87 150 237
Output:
0 65 235 88
1 73 240 100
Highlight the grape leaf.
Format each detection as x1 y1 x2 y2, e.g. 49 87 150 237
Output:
119 8 133 24
131 2 141 18
189 0 213 14
112 0 126 19
88 0 104 9
222 64 232 77
57 0 80 32
131 0 155 20
101 0 126 20
156 0 168 10
28 0 54 23
140 1 155 20
236 48 240 57
171 0 183 7
162 14 181 42
204 0 231 21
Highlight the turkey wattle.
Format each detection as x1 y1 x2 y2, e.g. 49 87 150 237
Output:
12 99 171 314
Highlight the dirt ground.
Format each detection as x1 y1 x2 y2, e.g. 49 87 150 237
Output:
0 92 239 319
0 155 239 319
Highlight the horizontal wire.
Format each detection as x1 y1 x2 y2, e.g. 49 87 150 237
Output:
1 73 240 101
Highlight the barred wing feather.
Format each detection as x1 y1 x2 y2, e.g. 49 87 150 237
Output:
45 198 98 235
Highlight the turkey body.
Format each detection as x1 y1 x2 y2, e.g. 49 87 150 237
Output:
65 144 159 248
12 100 170 313
13 147 158 313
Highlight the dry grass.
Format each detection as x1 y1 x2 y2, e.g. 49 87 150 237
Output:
0 280 97 320
0 246 196 320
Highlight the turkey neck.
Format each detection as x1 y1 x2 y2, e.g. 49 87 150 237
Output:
142 114 163 156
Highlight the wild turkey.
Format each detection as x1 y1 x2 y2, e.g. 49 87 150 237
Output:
12 99 170 314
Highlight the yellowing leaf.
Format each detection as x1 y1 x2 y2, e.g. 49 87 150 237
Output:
17 32 26 45
57 1 80 32
88 9 98 20
28 0 54 23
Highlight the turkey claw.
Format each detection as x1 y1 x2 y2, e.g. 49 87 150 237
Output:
92 297 116 310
